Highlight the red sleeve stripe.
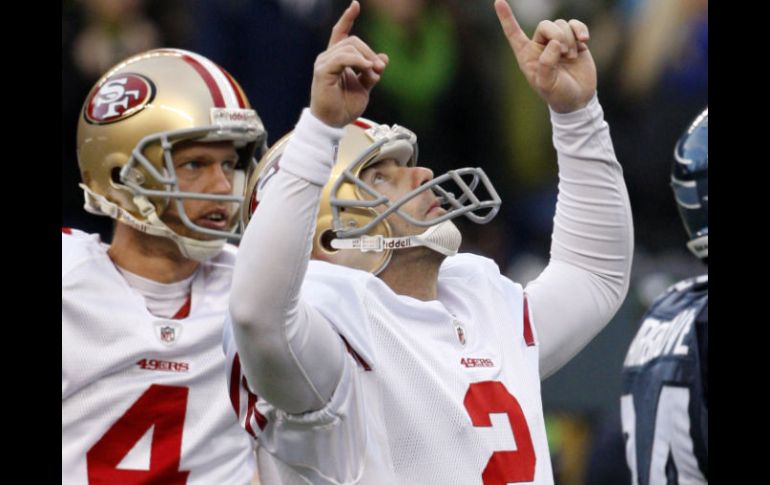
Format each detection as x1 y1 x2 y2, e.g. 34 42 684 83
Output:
230 354 242 418
243 383 258 438
254 400 267 430
233 353 268 437
171 295 192 320
242 376 267 436
340 334 371 371
523 294 535 347
62 227 72 234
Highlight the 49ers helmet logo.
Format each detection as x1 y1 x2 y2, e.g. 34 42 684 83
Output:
84 73 155 124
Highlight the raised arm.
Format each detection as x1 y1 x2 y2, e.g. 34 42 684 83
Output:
229 1 388 413
495 0 633 378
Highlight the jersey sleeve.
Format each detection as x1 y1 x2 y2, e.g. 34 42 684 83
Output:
228 109 350 415
525 95 634 378
62 229 102 398
62 229 100 277
262 355 368 484
224 278 371 484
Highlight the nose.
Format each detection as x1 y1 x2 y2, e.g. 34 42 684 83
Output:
208 162 234 195
409 166 434 189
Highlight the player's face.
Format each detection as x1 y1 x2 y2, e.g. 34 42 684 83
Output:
359 159 444 236
163 140 239 241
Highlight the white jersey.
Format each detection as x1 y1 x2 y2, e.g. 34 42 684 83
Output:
226 254 552 484
62 229 255 484
228 98 632 485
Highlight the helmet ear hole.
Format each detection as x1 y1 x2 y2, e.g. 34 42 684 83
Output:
110 167 122 185
319 230 338 253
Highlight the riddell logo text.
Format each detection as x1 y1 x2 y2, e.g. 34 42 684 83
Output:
137 358 189 372
384 240 411 249
460 357 495 368
222 112 253 121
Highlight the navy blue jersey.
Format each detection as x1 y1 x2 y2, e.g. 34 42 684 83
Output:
621 274 708 485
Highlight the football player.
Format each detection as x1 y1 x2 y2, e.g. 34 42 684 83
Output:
621 108 708 485
62 48 266 484
227 1 633 483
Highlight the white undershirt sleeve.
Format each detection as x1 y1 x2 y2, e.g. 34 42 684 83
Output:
229 109 348 414
525 95 634 379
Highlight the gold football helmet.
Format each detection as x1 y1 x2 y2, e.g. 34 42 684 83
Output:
244 118 500 274
77 48 267 260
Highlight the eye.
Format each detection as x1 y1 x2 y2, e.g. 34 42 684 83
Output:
361 160 393 185
221 160 237 173
179 160 203 171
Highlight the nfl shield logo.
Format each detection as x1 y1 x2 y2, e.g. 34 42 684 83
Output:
160 326 175 343
454 321 466 346
154 321 182 346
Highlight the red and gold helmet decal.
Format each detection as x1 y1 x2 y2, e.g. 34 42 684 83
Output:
84 73 155 125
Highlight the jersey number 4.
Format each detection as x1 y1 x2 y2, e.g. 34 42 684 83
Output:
464 381 536 484
87 384 190 484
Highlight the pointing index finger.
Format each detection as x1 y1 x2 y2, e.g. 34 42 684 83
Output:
494 0 529 53
329 1 361 47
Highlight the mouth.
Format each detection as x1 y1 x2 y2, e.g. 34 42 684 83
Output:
196 208 231 231
426 202 446 218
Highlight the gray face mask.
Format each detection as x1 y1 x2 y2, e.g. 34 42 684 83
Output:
330 130 502 239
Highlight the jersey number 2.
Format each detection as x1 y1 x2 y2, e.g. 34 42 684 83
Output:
464 381 536 484
87 384 190 484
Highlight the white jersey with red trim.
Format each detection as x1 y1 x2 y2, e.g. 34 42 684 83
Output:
226 253 552 485
62 229 255 484
228 97 632 484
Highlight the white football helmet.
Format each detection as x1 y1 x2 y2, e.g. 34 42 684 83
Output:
244 118 500 274
77 48 267 260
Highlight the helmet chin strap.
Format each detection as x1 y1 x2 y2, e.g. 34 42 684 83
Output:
141 206 226 262
330 220 462 257
81 185 226 262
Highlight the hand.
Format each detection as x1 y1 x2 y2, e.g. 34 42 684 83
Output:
310 1 389 127
494 0 596 113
